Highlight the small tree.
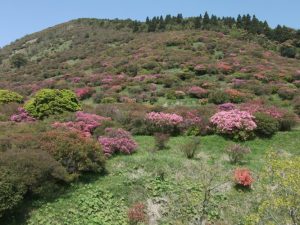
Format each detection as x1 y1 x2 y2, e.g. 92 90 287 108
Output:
181 137 201 159
225 144 251 164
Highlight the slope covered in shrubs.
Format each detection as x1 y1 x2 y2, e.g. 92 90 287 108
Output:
0 14 299 225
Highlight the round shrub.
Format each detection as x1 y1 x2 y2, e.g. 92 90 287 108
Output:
145 112 183 135
210 110 257 141
24 89 81 119
75 87 95 100
278 112 297 131
0 149 70 218
187 86 208 99
234 168 253 188
98 128 138 157
208 90 229 104
0 90 23 104
39 130 106 176
101 97 117 104
277 87 297 100
254 112 279 137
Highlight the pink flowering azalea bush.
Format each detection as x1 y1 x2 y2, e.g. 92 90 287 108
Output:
75 87 95 100
98 128 138 157
145 112 183 134
210 110 257 141
52 111 111 137
182 111 203 136
187 86 208 99
10 107 36 123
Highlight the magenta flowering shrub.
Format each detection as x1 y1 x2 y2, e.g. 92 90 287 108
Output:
145 112 183 134
52 112 111 137
182 111 203 136
75 87 94 100
239 102 284 119
210 110 257 141
98 128 138 157
10 107 36 123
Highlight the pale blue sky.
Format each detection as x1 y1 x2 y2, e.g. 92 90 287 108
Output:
1 0 300 47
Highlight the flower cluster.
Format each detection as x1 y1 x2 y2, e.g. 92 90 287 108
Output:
210 110 257 140
234 168 253 187
98 128 138 157
75 87 94 100
239 102 284 119
10 107 36 123
225 89 247 103
146 112 183 127
187 86 208 99
53 112 110 137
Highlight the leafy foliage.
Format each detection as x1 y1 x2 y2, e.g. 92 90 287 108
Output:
246 152 300 225
0 149 70 217
27 186 128 225
254 112 279 137
24 89 81 119
38 130 106 176
0 90 23 104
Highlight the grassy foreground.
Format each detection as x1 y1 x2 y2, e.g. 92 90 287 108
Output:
13 130 300 225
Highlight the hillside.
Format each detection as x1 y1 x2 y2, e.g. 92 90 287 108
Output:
0 18 299 105
0 16 300 225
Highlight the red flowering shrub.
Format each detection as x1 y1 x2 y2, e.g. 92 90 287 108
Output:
194 64 207 75
10 107 36 123
52 112 111 137
225 89 248 103
217 62 234 74
234 168 253 187
128 203 146 225
210 110 257 141
187 86 208 99
75 87 95 100
98 128 138 157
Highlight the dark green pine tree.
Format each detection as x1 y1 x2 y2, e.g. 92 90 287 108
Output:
194 15 202 29
132 21 140 33
210 15 218 26
203 12 210 29
236 14 242 28
165 15 172 24
158 16 166 31
176 13 183 24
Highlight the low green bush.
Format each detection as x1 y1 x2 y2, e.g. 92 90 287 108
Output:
38 130 106 176
0 90 23 104
0 149 70 218
24 89 81 119
254 112 279 137
208 90 229 104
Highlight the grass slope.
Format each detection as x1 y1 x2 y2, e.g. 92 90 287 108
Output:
23 130 300 225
